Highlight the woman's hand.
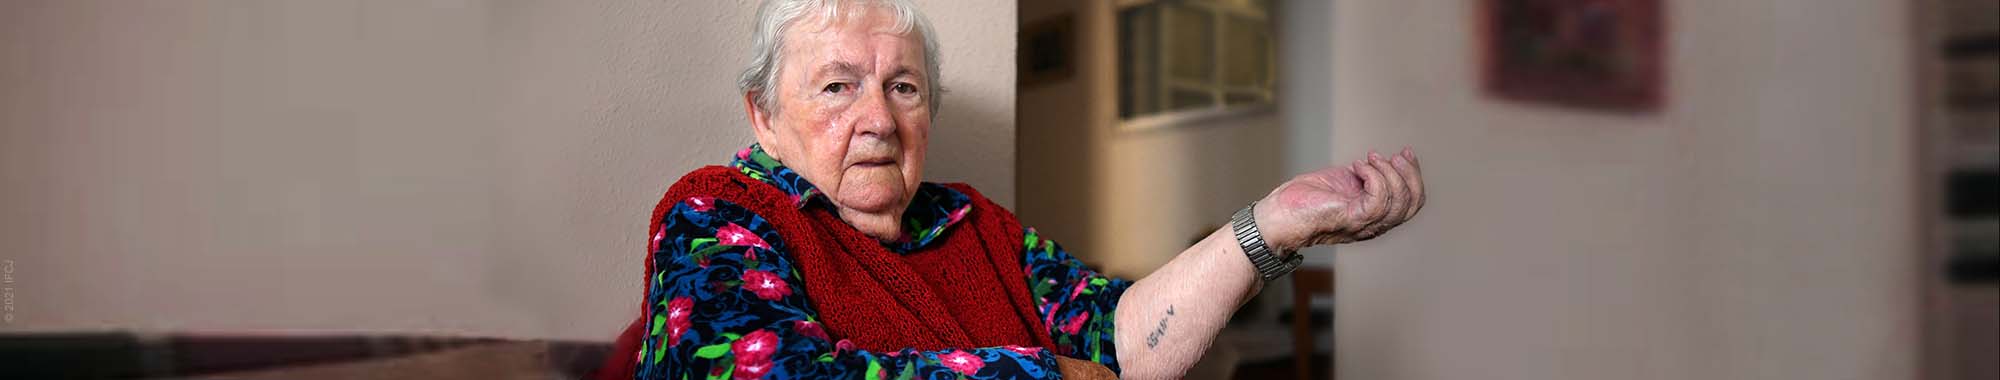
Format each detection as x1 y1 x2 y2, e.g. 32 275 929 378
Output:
1254 147 1426 252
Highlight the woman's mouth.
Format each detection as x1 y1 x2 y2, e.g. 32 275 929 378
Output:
854 158 897 167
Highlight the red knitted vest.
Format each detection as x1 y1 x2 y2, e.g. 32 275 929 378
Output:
592 168 1056 378
597 167 1056 379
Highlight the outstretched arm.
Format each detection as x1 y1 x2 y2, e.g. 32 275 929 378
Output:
1112 148 1427 380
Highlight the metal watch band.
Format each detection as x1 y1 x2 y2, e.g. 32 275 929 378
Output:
1231 201 1302 283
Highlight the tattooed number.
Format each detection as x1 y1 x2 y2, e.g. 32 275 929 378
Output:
1145 305 1176 349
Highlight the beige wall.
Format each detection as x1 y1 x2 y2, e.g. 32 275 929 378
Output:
0 0 1015 341
1326 0 1920 379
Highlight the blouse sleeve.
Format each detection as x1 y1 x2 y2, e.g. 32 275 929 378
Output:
636 196 1062 380
1021 228 1135 374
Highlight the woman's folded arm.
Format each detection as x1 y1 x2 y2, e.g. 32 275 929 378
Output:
636 197 1063 380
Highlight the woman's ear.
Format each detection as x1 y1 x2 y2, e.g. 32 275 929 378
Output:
744 92 782 160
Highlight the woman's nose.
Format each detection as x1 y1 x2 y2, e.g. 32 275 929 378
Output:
852 86 896 137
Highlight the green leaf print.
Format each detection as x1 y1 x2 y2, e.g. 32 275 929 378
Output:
689 237 718 251
864 359 884 380
652 336 667 364
693 342 732 359
691 242 732 261
1088 330 1102 362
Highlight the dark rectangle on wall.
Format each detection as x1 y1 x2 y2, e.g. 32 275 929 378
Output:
1950 170 1998 217
1947 253 1998 284
1943 34 2000 59
1480 0 1665 113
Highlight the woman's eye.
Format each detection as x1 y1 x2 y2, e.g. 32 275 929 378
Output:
822 83 849 94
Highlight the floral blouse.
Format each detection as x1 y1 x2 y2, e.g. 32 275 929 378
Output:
634 145 1132 380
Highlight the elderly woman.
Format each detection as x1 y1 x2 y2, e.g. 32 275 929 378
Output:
612 1 1424 379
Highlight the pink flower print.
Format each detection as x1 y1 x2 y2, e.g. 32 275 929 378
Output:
734 360 771 380
686 196 717 212
937 350 985 375
732 329 780 379
716 222 771 250
740 270 792 300
791 320 828 342
1061 311 1089 335
946 206 970 225
665 297 694 347
834 339 859 356
1002 345 1044 357
1041 302 1063 330
1067 277 1090 300
648 228 665 254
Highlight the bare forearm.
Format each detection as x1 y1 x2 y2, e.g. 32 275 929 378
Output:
1112 228 1262 380
1108 148 1427 379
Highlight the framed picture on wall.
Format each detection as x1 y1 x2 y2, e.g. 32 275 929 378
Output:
1479 0 1664 112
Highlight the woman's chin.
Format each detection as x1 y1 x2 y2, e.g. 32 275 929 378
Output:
832 169 911 211
832 187 906 214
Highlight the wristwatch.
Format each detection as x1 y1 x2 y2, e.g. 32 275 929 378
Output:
1231 201 1303 283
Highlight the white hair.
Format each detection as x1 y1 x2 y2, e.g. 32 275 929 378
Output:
739 0 944 117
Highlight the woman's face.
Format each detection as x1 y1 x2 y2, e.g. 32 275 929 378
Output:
750 7 930 216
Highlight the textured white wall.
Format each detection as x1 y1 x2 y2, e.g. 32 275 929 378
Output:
0 0 1015 341
1325 0 1920 379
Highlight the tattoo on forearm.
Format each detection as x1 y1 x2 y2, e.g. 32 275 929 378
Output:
1145 305 1176 350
